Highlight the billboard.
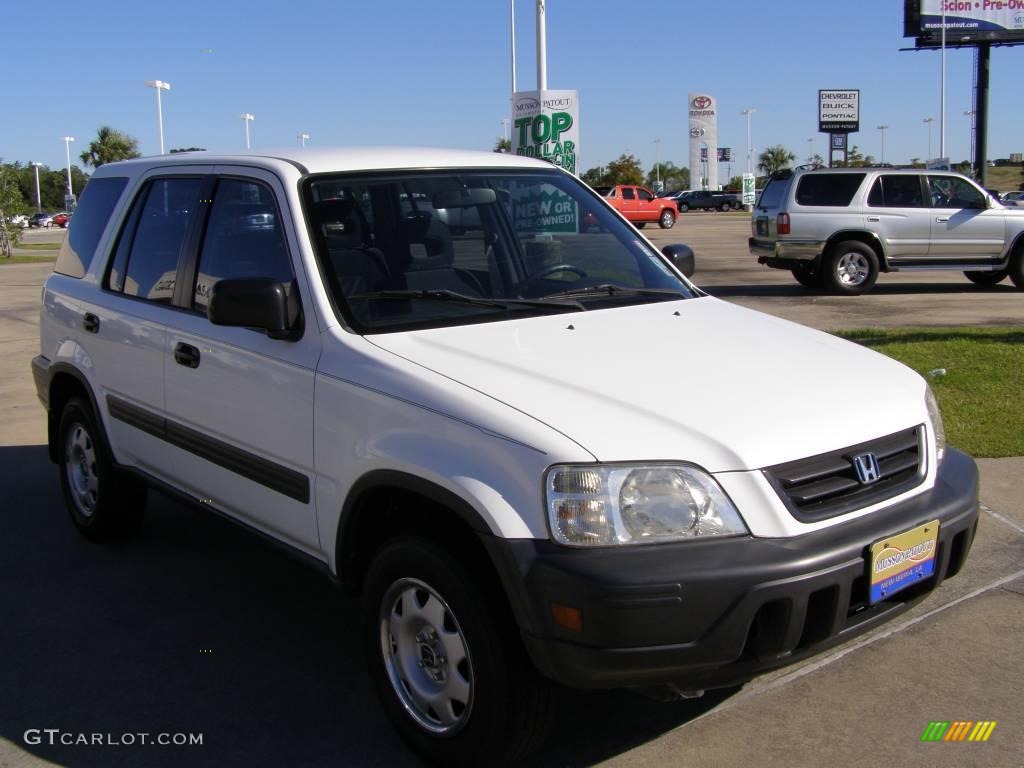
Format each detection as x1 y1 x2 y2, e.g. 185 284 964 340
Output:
511 89 579 175
905 0 1024 46
819 90 860 133
688 93 718 191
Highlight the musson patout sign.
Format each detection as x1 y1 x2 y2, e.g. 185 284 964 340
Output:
511 90 579 174
819 90 860 133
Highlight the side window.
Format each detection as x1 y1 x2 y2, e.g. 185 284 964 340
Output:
54 177 128 279
928 176 984 210
193 179 294 311
621 187 636 200
637 188 653 201
868 175 925 208
794 174 865 206
116 178 202 302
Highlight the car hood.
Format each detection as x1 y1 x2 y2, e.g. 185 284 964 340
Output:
367 297 927 472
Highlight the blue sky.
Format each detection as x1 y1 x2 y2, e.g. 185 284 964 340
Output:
3 0 1021 176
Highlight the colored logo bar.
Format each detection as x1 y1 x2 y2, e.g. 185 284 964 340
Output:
920 721 997 742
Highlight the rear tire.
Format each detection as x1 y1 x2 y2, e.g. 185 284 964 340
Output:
659 209 676 229
678 203 689 212
792 265 824 289
363 537 553 767
823 240 879 295
58 397 146 539
1008 244 1024 289
964 269 1008 285
719 203 730 212
635 222 646 229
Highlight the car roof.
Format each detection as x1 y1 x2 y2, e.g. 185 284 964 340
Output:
90 147 556 178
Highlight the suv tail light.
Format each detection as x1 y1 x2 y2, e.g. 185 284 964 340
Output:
777 213 791 235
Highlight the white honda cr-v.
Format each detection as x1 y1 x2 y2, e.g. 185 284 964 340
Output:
33 148 978 766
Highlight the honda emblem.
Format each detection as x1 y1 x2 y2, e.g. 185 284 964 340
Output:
852 452 881 485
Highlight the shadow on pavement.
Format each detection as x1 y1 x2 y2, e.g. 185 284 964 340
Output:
1 445 731 767
705 282 1018 299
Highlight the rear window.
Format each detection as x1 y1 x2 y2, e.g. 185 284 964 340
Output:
54 177 128 278
794 174 865 207
756 178 788 210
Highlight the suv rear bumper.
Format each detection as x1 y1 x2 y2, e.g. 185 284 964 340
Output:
486 449 978 692
750 237 823 268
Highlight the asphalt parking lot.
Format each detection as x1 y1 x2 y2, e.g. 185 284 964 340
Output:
1 218 1022 767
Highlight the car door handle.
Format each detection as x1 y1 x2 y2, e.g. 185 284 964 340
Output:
936 217 950 223
173 342 200 369
866 216 880 222
82 313 100 333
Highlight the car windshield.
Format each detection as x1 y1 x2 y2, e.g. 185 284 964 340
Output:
304 169 697 333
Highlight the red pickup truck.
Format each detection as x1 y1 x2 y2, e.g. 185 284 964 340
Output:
595 184 676 229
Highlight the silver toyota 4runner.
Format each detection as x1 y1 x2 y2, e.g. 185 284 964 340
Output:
749 167 1024 294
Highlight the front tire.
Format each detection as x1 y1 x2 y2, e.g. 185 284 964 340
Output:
659 209 676 229
1008 244 1024 289
678 203 689 212
363 537 552 767
823 241 879 295
58 397 146 539
964 269 1007 285
719 203 730 212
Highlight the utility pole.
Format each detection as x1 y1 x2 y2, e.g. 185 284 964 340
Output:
536 0 547 90
877 125 888 165
741 108 755 175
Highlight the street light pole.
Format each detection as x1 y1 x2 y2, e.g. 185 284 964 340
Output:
654 138 661 188
240 114 254 149
741 108 755 175
876 125 888 165
807 137 814 164
501 118 511 145
62 137 75 195
298 132 310 148
964 110 976 176
510 0 517 95
145 80 171 154
30 162 43 211
536 0 547 90
923 117 935 162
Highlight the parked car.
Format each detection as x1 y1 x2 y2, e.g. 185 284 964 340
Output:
999 191 1024 207
672 189 741 212
28 212 53 228
594 184 676 228
34 149 978 766
51 212 70 228
750 167 1024 294
7 214 29 228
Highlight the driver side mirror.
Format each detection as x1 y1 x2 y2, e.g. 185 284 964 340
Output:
662 244 696 278
208 278 299 340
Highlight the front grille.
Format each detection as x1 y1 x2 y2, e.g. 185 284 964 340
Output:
764 427 924 522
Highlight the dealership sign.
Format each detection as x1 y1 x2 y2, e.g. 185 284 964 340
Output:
912 0 1024 44
688 92 719 191
512 89 579 175
819 89 859 133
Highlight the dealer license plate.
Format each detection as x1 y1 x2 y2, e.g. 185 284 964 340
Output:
868 520 939 604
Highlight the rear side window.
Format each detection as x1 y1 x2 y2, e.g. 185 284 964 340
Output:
794 174 865 207
867 175 925 208
114 178 202 302
54 177 128 278
193 179 294 311
621 187 636 200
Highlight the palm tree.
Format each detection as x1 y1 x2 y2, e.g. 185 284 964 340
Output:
757 145 797 176
493 137 512 153
79 126 142 169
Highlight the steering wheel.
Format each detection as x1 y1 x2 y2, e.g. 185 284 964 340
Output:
520 263 588 288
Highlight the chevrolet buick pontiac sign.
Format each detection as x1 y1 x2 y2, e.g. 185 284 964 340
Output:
818 89 860 133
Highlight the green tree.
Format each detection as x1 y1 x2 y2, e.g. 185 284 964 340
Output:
605 154 644 186
580 166 608 187
757 145 796 176
493 137 511 153
834 145 876 168
727 175 744 191
0 161 28 254
646 162 690 192
79 126 142 169
909 157 925 169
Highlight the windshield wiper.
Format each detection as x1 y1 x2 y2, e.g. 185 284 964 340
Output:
352 289 584 312
542 284 688 300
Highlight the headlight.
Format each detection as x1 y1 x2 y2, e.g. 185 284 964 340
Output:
925 386 946 464
545 464 748 546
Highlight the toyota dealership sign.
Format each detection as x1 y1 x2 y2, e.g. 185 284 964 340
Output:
818 89 859 133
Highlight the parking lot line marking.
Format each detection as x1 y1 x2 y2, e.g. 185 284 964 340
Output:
684 567 1024 726
982 502 1024 536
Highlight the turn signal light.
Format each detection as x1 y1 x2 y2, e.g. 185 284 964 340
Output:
777 212 791 235
551 603 583 633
